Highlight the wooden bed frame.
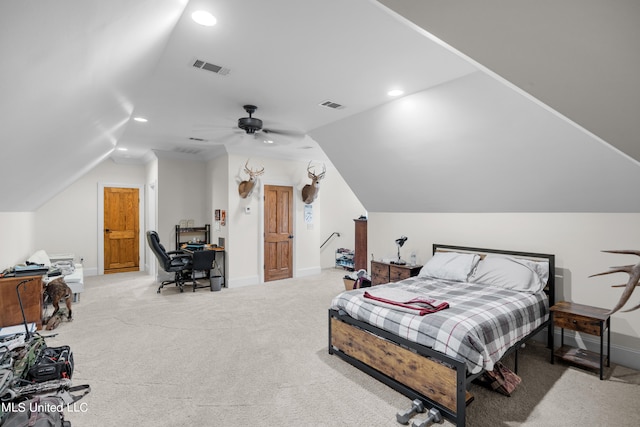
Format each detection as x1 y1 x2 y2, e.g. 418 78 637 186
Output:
328 244 555 426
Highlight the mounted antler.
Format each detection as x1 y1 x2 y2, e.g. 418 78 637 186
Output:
301 161 326 204
589 250 640 314
238 159 265 199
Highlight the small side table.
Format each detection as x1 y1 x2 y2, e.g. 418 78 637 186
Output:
370 261 423 286
550 301 611 380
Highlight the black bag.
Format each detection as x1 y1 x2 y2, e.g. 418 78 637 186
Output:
26 346 73 383
0 395 70 427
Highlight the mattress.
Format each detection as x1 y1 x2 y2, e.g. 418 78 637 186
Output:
330 276 549 374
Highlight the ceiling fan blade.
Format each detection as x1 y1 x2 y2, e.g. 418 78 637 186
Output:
262 128 306 137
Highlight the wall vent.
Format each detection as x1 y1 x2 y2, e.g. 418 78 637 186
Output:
192 59 230 76
173 146 203 155
319 100 345 109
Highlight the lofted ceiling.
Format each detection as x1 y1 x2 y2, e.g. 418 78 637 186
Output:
0 0 638 213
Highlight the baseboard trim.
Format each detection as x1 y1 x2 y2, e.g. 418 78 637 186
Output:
228 275 259 288
296 267 322 278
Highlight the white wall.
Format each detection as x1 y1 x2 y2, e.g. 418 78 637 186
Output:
33 159 147 275
368 212 640 369
206 154 229 250
318 167 367 269
225 154 315 285
0 212 36 268
156 153 208 248
144 156 159 274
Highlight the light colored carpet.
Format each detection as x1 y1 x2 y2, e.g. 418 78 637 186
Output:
44 269 640 426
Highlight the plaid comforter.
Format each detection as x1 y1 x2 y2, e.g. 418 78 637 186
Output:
330 276 549 374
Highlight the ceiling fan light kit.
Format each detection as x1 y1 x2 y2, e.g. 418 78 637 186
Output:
238 105 263 134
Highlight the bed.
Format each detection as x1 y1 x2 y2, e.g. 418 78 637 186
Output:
328 244 555 426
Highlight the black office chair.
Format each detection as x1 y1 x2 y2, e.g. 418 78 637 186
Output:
146 230 192 293
187 249 218 292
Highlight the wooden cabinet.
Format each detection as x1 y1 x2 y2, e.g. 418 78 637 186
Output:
370 261 422 286
353 219 367 271
550 301 610 380
0 275 44 330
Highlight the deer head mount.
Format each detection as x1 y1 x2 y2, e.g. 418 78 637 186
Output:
238 159 264 199
589 250 640 314
301 161 326 204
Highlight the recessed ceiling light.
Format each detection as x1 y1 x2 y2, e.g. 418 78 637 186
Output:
133 117 148 123
263 139 274 144
192 11 217 26
117 147 128 151
388 89 404 97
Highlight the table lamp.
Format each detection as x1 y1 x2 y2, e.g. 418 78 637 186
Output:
392 236 408 265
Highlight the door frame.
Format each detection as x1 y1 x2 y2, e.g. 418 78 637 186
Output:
258 180 297 284
97 182 145 276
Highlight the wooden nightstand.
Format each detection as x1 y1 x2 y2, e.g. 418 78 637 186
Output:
550 301 611 380
370 260 422 286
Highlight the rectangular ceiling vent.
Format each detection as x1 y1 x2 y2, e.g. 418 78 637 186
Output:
173 146 203 155
319 100 345 110
192 59 230 76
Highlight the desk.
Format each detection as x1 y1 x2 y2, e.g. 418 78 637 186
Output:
181 246 226 291
0 275 44 330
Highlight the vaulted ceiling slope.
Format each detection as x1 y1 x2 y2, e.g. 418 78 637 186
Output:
0 0 477 212
0 0 186 211
378 0 640 165
310 70 640 212
1 1 638 213
311 1 640 212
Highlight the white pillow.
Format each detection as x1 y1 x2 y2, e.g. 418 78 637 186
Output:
27 249 51 267
469 254 546 293
418 251 480 282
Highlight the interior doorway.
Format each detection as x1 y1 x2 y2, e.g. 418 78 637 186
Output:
103 186 140 274
263 185 293 282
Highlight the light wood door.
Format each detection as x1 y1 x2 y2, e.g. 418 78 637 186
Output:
104 187 139 274
264 185 293 282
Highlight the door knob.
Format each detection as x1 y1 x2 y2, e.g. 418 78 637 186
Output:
288 235 294 239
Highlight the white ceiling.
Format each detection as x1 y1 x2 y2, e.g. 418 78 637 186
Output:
1 0 638 212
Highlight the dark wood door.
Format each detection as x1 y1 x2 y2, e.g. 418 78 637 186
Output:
354 219 367 271
264 185 293 282
104 187 139 274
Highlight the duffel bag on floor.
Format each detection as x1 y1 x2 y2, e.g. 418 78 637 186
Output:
0 395 70 427
26 346 73 383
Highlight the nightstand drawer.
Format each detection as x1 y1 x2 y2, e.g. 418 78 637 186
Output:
390 266 411 282
554 311 603 336
370 261 389 286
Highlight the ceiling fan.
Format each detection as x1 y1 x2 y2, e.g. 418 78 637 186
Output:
237 104 304 138
186 104 305 147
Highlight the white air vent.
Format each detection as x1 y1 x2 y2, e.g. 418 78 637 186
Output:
192 59 230 76
319 100 344 110
173 146 203 155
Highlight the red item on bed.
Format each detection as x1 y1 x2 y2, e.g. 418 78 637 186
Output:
363 290 449 316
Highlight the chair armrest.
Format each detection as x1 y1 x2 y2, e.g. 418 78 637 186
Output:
167 250 186 255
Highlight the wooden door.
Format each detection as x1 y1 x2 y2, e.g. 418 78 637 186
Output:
104 187 139 274
264 185 293 282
